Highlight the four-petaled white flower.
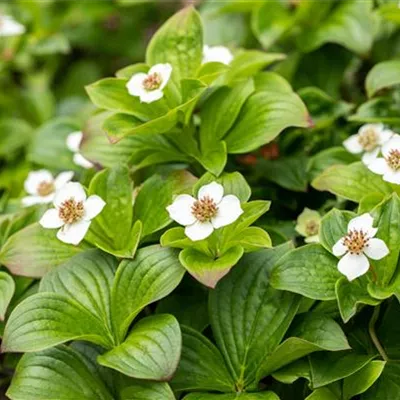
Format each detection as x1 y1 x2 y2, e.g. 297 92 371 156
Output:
332 213 389 281
368 134 400 184
166 182 243 241
22 170 74 207
39 182 105 245
126 63 172 104
66 131 94 169
343 124 393 165
0 15 25 37
295 208 321 244
202 45 233 65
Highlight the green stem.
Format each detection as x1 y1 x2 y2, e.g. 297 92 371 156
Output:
369 305 389 362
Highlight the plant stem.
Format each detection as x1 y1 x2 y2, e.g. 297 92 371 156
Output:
369 305 389 362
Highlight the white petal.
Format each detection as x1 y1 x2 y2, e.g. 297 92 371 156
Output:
198 182 224 204
362 148 379 165
166 194 197 226
332 238 347 256
368 158 391 176
54 182 86 207
140 90 164 104
56 220 91 245
348 213 377 237
39 209 64 229
338 252 370 281
364 238 389 260
185 221 214 241
126 73 148 96
83 195 106 221
383 170 400 185
343 135 363 154
211 195 243 229
203 45 234 65
378 129 394 145
54 171 74 189
0 17 25 36
73 153 94 169
66 131 83 152
24 170 53 195
382 136 400 157
149 63 172 90
21 196 43 207
358 123 384 136
305 235 319 244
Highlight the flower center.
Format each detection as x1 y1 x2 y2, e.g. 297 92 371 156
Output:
305 220 319 236
191 196 218 223
343 229 369 255
142 73 162 91
358 128 378 152
385 149 400 171
58 198 84 224
37 181 55 197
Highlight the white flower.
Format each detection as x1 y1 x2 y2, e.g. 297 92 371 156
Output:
343 124 393 165
39 182 105 245
126 63 172 104
22 170 74 207
202 45 234 65
368 134 400 184
166 182 243 241
66 131 94 169
332 213 389 281
0 15 25 37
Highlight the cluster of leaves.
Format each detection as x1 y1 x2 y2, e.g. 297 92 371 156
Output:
1 0 400 400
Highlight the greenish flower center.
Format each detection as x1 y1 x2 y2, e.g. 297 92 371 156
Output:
343 229 369 255
305 220 319 236
191 196 218 222
386 149 400 171
37 181 55 197
358 128 378 152
59 198 84 224
143 73 162 91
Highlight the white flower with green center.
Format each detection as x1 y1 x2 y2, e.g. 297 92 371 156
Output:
368 135 400 184
332 213 389 281
39 182 105 245
22 170 74 207
343 124 393 165
126 63 172 104
66 131 94 169
0 15 25 37
202 45 233 65
166 182 243 241
295 208 321 243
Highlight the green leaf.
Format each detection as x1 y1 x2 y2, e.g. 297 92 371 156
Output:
197 140 228 176
86 165 139 257
348 96 400 124
179 245 244 288
194 171 251 202
0 118 33 159
146 7 203 82
171 325 235 393
271 244 341 300
2 292 113 353
343 360 385 400
111 245 185 342
134 171 196 237
209 244 300 389
225 90 310 153
184 393 280 400
366 60 400 98
27 117 79 170
305 388 339 400
0 272 15 321
196 62 229 85
6 345 113 400
299 0 376 55
272 358 311 384
98 314 181 381
362 361 400 400
121 382 175 400
312 162 395 202
232 226 272 252
0 223 87 278
309 351 375 389
259 313 350 378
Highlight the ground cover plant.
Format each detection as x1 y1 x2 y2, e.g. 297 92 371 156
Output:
1 0 400 399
